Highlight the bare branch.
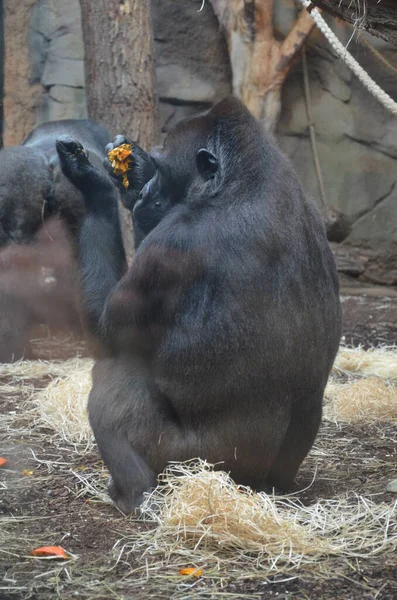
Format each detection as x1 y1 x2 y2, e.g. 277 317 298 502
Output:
252 0 275 43
278 9 315 72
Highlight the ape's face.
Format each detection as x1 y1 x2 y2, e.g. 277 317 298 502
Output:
132 118 219 235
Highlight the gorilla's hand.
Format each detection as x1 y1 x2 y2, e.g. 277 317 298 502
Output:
104 135 156 212
104 135 133 184
56 136 117 211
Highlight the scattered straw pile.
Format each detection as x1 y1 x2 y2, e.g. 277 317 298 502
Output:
115 461 397 579
142 462 331 564
31 358 93 448
333 346 397 381
325 377 397 423
327 345 397 423
0 357 92 381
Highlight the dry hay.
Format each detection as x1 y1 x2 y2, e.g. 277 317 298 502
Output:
113 460 397 582
328 345 397 423
1 357 93 451
333 345 397 382
0 356 91 381
325 377 397 423
30 358 93 449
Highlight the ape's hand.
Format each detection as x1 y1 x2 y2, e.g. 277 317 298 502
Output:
56 136 117 211
104 136 156 212
56 136 92 183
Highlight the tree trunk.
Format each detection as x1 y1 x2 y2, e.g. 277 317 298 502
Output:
0 0 4 148
311 0 397 47
211 0 315 132
79 0 160 259
3 0 42 146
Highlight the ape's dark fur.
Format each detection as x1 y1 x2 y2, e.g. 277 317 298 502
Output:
56 98 342 514
0 119 109 361
0 119 109 245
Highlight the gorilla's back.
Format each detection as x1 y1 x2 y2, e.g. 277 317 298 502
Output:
23 119 109 161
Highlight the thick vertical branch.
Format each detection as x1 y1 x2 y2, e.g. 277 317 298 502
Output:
211 0 315 131
79 0 159 147
79 0 160 259
3 0 42 146
0 0 3 148
279 10 315 68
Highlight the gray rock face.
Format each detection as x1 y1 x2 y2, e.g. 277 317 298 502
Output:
151 0 232 134
277 13 397 280
28 0 87 123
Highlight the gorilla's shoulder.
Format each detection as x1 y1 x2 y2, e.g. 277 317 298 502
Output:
23 120 110 156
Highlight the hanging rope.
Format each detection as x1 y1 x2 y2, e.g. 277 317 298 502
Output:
301 47 328 210
297 0 397 116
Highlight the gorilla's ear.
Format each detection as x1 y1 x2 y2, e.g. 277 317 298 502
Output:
196 148 218 180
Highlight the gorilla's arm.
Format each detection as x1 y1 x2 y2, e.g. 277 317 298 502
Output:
56 136 197 356
56 137 127 344
79 212 127 343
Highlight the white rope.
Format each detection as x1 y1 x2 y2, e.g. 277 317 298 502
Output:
297 0 397 116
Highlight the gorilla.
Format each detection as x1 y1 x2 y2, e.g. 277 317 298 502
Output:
0 119 109 245
56 97 342 514
0 119 109 361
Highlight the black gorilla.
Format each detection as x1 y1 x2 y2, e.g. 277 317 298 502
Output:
0 119 109 245
56 97 342 514
0 119 109 362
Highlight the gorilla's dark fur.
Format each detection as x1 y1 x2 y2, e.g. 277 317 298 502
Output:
0 119 109 361
56 97 342 513
0 120 108 245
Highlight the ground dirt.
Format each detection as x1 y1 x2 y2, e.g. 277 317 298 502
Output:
1 282 396 599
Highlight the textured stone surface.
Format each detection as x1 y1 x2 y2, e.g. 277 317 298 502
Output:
277 10 397 279
29 0 87 124
151 0 231 133
41 85 87 122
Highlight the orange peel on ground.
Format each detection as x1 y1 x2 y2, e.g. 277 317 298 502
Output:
108 143 133 189
0 457 9 468
178 567 203 577
30 546 68 559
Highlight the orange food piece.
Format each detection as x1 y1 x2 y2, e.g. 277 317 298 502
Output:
0 457 9 468
178 567 203 577
30 546 68 559
108 143 133 189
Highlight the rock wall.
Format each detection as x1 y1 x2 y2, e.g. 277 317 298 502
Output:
277 18 397 283
29 0 87 124
151 0 231 134
1 0 397 281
